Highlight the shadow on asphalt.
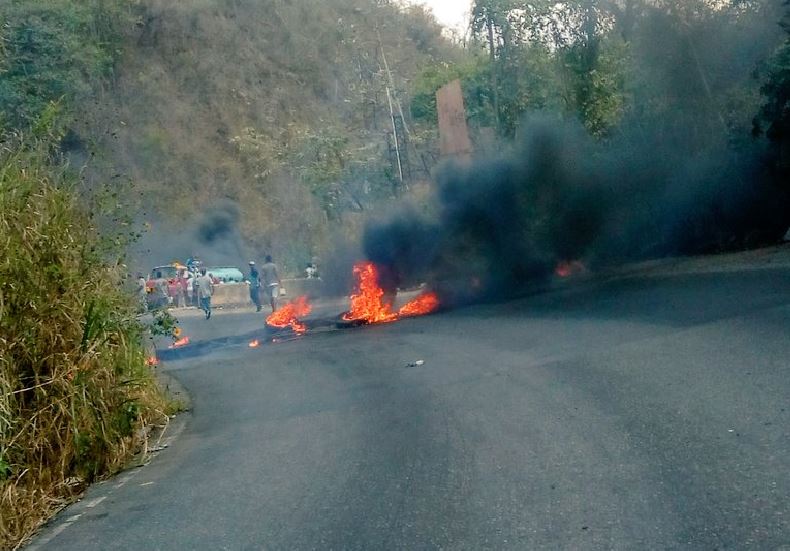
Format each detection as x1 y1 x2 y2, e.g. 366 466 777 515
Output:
156 328 275 361
519 268 790 328
156 316 348 361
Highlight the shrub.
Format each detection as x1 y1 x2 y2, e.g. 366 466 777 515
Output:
0 130 167 549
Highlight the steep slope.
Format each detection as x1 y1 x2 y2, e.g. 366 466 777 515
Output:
89 0 455 268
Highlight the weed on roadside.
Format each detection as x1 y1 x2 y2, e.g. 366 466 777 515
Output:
0 132 168 549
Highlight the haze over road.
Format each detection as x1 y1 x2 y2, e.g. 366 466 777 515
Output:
33 264 790 550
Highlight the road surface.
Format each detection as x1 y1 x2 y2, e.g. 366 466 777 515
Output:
30 264 790 549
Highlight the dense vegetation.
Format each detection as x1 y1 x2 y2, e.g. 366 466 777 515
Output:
0 4 163 548
415 0 786 147
754 0 790 182
90 0 459 267
0 127 170 548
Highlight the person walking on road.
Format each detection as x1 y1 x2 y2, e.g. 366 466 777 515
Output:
153 270 169 310
261 255 282 312
176 267 189 308
248 261 262 312
196 267 215 319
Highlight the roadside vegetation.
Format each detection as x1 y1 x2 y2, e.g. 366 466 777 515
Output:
0 3 169 548
0 123 170 549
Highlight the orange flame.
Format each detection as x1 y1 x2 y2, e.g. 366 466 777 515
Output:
343 262 398 324
398 292 440 317
169 336 190 349
266 296 312 334
343 262 440 323
555 260 586 278
249 340 260 348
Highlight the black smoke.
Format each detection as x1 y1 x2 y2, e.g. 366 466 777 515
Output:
362 2 790 304
132 199 248 271
195 201 241 247
363 115 789 304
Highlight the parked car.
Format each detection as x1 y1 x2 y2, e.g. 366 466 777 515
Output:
206 266 245 284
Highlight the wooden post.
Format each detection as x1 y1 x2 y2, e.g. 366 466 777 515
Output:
436 80 473 161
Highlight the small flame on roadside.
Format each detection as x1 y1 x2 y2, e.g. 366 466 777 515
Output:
343 261 440 324
169 336 191 349
555 260 586 278
398 292 440 317
249 340 260 348
267 296 312 335
146 356 160 366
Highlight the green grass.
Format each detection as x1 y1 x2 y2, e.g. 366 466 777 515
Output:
0 133 168 550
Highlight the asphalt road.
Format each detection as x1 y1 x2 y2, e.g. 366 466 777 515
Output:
31 266 790 550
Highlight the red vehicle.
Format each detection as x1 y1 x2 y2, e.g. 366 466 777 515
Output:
146 265 190 307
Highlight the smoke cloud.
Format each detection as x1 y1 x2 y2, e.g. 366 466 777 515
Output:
362 2 790 304
133 199 248 272
363 115 789 303
192 200 247 265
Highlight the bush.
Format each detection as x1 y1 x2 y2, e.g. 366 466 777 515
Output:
0 131 167 549
0 0 128 130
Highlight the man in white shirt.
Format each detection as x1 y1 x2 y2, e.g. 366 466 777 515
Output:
195 267 215 319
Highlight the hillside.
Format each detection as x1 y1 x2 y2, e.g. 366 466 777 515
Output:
78 0 457 270
4 0 787 274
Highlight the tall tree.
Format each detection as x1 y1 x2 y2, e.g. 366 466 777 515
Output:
471 0 506 132
756 1 790 185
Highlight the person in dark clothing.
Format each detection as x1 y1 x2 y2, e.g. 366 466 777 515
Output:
248 261 262 312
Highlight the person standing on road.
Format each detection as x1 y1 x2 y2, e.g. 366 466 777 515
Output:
196 267 215 319
153 270 169 310
176 267 189 308
136 272 148 311
248 261 262 312
261 255 282 312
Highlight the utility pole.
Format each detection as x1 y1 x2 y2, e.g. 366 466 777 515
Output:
378 29 411 189
386 86 405 188
379 31 411 138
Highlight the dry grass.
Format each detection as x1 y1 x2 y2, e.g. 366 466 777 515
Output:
0 135 168 550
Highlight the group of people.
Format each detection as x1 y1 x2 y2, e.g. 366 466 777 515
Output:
135 265 215 319
135 254 288 319
248 255 282 312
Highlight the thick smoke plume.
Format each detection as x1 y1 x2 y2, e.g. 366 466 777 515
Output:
363 2 790 304
194 200 244 255
364 116 788 303
133 200 247 271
